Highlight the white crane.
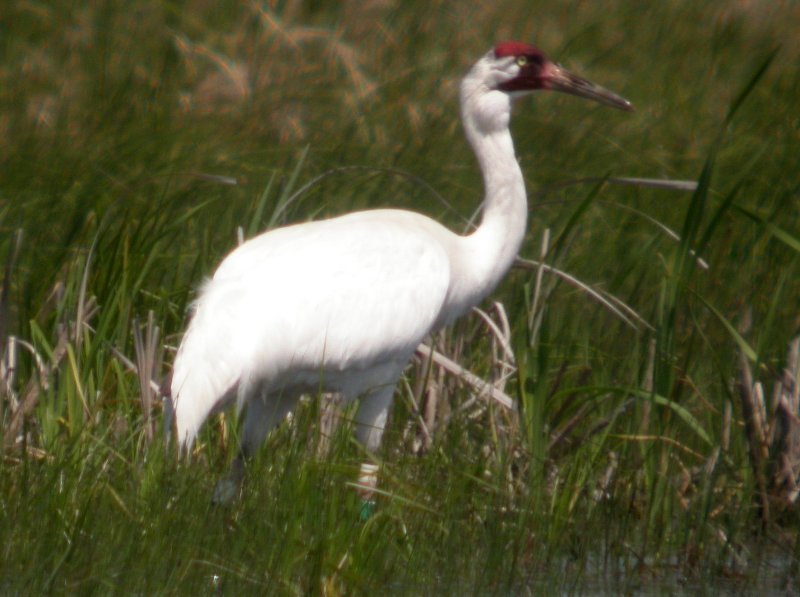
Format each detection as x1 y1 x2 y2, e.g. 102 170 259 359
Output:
170 42 632 499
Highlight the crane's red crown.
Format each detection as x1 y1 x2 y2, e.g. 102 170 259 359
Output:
493 41 545 60
493 41 549 93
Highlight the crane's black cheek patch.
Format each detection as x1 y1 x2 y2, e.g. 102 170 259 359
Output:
496 59 549 92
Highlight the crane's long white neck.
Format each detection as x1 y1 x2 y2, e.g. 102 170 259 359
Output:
454 69 528 312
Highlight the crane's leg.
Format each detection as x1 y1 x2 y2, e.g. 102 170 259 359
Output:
212 390 298 503
354 382 397 452
353 383 397 516
240 391 299 457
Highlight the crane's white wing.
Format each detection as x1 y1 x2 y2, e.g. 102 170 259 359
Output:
171 209 453 443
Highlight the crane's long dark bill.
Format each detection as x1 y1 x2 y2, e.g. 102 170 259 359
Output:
546 64 634 112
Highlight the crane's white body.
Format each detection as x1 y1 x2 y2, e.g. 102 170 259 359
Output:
171 43 630 467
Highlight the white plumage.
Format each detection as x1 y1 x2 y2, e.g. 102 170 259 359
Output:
171 42 631 485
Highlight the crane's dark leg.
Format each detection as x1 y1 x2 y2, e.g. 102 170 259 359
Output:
354 383 397 453
353 383 397 517
212 390 299 504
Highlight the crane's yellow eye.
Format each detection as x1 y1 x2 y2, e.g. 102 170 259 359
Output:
516 56 528 67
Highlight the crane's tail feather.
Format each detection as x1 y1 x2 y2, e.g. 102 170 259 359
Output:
160 371 176 450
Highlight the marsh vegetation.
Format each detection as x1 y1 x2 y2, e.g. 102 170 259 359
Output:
1 1 798 593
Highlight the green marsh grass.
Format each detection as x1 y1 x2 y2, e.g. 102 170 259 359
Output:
2 0 799 593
